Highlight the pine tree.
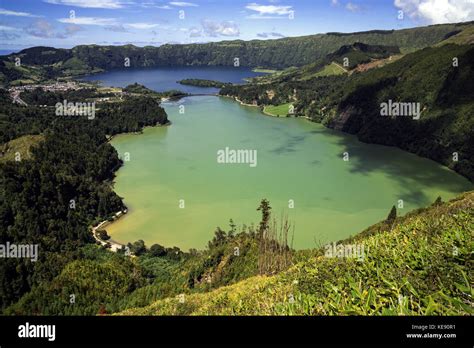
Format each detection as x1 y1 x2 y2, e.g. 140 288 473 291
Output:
386 205 397 224
257 199 272 240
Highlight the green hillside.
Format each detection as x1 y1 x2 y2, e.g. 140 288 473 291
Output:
118 192 473 315
301 42 400 77
0 134 44 163
326 44 474 181
437 25 474 45
313 62 347 77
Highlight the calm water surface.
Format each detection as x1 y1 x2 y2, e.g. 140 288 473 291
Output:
105 94 472 250
81 66 264 94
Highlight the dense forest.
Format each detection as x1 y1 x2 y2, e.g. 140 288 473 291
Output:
178 79 231 88
0 88 168 310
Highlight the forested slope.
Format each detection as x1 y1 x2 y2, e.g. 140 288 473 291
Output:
0 89 168 309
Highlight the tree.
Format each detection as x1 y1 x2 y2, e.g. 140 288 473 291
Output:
208 227 227 249
228 219 237 237
257 199 272 239
386 205 397 224
96 229 110 240
129 240 146 256
149 243 166 257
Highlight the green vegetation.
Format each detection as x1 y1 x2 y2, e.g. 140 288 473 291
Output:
253 68 279 74
0 134 44 163
264 103 294 117
117 192 473 315
177 79 231 89
437 25 474 45
295 42 399 79
123 83 187 100
0 87 168 310
313 62 347 77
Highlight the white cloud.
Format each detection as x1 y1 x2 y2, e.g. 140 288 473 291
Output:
345 2 360 12
246 3 293 15
188 26 202 37
0 24 18 30
257 31 285 38
245 2 294 19
44 0 127 9
58 16 118 26
246 14 288 19
201 19 239 36
105 24 128 32
139 1 172 9
169 1 198 7
394 0 474 24
0 8 42 17
25 19 81 38
331 0 340 6
126 22 159 29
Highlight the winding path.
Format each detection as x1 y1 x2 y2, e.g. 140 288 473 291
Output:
91 212 126 252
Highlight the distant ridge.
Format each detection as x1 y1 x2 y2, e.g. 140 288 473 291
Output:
1 21 473 86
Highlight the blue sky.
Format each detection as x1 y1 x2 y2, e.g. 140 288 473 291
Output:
1 0 473 50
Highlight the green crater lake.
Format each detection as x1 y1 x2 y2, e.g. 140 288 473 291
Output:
107 96 472 250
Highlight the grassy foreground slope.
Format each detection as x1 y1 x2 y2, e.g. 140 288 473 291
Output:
119 192 473 315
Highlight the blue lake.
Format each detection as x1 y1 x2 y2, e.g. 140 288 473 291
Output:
81 66 265 94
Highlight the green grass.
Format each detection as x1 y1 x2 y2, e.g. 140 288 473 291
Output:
438 26 474 45
253 68 280 74
0 134 44 163
314 62 347 77
298 62 347 80
264 103 294 117
117 192 474 315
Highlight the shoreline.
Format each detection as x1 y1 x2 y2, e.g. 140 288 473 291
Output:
101 100 173 248
96 93 473 253
222 94 311 121
91 210 128 252
106 120 171 143
221 94 471 184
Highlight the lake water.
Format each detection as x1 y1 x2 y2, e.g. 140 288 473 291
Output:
81 66 265 94
86 68 473 251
